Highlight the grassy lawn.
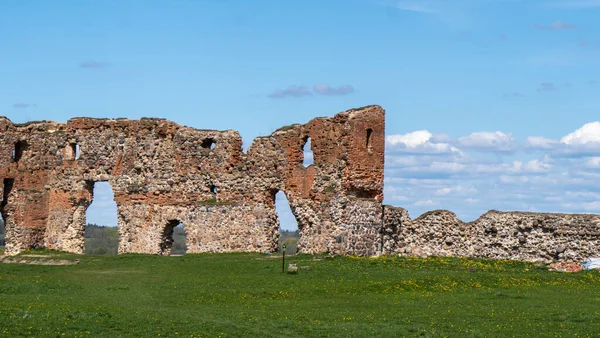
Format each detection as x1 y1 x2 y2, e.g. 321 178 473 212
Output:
1 252 599 337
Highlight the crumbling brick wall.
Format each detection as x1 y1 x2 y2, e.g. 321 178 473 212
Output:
3 105 599 262
0 105 385 256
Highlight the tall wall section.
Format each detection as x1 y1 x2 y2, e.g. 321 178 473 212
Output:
0 105 385 256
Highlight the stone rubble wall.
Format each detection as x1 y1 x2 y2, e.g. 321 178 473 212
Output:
3 105 600 262
0 106 385 256
382 206 600 263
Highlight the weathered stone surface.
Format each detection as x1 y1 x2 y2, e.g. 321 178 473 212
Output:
384 207 600 263
0 106 385 256
2 105 600 263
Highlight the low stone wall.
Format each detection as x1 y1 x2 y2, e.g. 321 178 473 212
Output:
382 206 600 263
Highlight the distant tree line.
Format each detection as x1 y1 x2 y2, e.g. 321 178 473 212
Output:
279 229 299 254
85 223 119 255
171 225 187 255
85 223 188 255
0 219 299 254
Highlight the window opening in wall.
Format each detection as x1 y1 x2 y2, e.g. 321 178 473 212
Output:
65 143 80 161
201 138 216 150
85 181 119 255
366 128 373 153
274 190 299 254
160 220 187 255
1 178 14 210
210 185 217 194
302 136 313 167
72 143 80 160
12 141 27 162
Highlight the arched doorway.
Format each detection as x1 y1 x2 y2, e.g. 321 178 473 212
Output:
160 220 187 256
84 181 119 255
274 191 299 254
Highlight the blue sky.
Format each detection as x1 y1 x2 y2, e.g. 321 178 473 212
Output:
2 0 600 229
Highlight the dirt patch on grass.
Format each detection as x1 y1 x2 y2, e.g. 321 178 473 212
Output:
21 254 58 258
1 257 80 265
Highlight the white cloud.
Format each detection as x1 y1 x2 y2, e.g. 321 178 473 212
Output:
386 130 462 154
465 198 479 204
414 199 437 207
458 131 516 152
381 123 600 220
435 187 453 196
527 122 600 156
526 136 558 149
586 157 600 168
560 122 600 145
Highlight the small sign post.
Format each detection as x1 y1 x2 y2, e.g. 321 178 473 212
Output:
282 244 287 273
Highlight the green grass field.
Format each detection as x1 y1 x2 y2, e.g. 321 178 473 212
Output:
1 251 599 337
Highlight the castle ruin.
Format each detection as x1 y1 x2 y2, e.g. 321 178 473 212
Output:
1 105 599 262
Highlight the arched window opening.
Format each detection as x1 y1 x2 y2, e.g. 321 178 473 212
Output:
366 128 373 153
160 220 187 256
210 185 217 194
201 138 216 150
85 181 119 255
302 137 313 168
172 222 187 255
73 143 80 160
274 191 299 254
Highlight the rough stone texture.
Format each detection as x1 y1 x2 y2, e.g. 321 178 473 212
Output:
0 105 385 256
2 105 600 262
383 207 600 263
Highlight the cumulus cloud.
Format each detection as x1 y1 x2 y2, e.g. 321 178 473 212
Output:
386 130 462 154
268 86 312 99
313 84 355 96
560 122 600 145
458 131 516 152
527 122 600 156
381 122 600 220
80 61 109 69
526 136 559 150
414 199 436 207
586 157 600 168
533 21 576 30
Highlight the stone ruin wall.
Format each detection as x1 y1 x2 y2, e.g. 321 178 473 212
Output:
0 106 385 257
1 104 599 263
382 207 600 263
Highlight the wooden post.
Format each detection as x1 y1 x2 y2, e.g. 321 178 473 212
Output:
282 244 286 273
